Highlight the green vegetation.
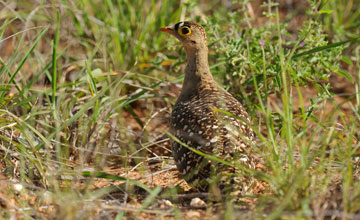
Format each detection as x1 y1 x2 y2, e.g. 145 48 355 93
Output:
0 0 359 219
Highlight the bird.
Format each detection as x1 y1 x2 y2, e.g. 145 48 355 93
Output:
160 21 257 198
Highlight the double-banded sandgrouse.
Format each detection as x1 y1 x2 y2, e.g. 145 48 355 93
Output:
160 21 256 195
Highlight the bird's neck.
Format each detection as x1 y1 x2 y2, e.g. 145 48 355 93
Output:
178 47 216 102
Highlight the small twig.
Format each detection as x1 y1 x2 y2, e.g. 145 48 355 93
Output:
101 203 175 216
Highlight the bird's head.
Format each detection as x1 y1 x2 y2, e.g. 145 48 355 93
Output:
160 21 207 51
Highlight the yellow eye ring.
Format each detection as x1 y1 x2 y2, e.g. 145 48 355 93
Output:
178 26 191 36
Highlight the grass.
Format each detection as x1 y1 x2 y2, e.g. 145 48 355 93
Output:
0 0 360 219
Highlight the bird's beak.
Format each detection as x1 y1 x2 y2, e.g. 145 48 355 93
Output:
160 26 174 33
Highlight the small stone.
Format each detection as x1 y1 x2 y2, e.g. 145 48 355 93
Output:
164 200 173 206
13 183 23 192
190 197 206 207
159 199 173 208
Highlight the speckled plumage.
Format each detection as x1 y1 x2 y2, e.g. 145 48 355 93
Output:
161 22 256 194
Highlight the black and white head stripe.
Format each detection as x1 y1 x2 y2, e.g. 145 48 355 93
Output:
173 21 190 31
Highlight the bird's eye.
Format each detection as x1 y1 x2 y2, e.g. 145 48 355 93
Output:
178 26 191 36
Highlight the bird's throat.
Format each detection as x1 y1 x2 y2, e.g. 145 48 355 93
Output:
178 47 216 102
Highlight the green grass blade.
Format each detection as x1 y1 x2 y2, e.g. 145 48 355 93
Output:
81 171 152 193
35 80 114 150
292 37 360 59
52 12 60 108
136 186 162 215
0 25 50 99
